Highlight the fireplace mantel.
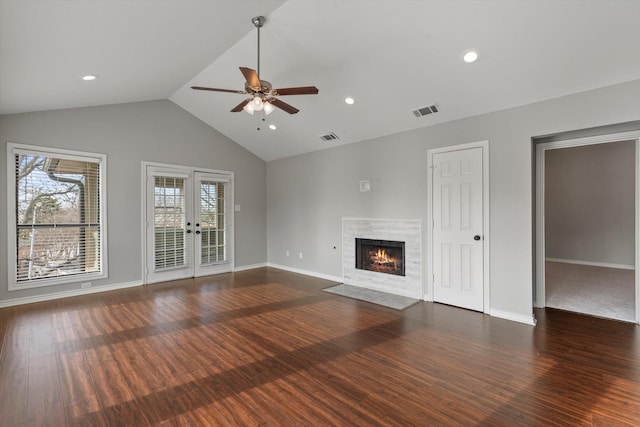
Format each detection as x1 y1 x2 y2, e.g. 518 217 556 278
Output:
342 218 423 299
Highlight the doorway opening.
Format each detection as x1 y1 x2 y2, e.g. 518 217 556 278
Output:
535 131 640 323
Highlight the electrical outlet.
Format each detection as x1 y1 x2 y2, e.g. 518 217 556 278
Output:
299 252 303 259
81 282 92 289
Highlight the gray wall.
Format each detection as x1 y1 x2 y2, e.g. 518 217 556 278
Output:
266 78 640 320
0 100 267 302
545 141 635 266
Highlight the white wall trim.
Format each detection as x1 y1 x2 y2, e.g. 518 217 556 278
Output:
427 140 490 313
490 309 537 326
267 263 343 283
545 258 635 271
234 263 267 272
0 280 143 308
535 131 640 324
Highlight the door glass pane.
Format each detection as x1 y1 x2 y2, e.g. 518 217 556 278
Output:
154 176 186 269
200 180 227 265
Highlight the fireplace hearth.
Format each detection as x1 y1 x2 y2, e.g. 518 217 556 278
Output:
355 238 405 276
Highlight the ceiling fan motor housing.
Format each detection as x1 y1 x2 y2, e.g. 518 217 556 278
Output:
245 80 272 94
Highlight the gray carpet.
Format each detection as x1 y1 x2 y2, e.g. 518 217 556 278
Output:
545 261 635 322
323 284 420 310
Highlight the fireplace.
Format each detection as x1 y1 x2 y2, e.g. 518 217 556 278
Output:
355 238 405 276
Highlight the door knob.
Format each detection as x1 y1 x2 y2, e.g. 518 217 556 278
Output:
196 230 201 234
186 229 192 234
474 235 481 241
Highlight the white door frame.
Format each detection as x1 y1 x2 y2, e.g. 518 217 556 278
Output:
426 140 490 313
141 161 235 284
534 131 640 324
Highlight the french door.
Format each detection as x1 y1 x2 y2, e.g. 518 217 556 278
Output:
144 164 233 284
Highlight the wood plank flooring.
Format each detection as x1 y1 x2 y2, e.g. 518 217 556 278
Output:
1 267 639 426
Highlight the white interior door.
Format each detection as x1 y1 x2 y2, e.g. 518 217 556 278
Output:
145 166 232 284
432 147 484 311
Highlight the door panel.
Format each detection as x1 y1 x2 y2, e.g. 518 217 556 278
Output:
146 169 193 283
194 172 232 276
433 147 484 311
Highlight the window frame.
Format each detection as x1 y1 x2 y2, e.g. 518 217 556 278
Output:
7 143 108 291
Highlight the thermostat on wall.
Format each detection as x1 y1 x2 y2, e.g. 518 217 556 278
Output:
359 180 371 192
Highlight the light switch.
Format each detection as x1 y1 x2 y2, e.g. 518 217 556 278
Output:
359 180 371 192
234 204 241 212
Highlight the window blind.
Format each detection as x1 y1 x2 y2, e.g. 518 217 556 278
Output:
199 180 228 265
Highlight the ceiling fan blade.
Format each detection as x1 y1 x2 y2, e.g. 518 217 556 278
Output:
269 98 299 114
191 86 246 94
239 67 261 88
272 86 319 96
231 99 251 112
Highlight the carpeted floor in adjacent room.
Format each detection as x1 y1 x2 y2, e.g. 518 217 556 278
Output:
545 261 635 322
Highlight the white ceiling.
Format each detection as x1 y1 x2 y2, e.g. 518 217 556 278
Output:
3 1 640 161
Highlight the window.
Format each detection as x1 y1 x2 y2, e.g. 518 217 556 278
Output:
7 143 107 290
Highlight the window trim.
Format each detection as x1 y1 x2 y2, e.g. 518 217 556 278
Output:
7 143 108 291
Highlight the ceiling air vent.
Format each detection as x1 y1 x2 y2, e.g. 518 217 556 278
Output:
320 132 339 142
412 104 439 117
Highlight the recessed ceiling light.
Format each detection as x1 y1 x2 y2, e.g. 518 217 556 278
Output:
463 51 478 63
269 124 277 130
344 97 355 105
81 74 98 81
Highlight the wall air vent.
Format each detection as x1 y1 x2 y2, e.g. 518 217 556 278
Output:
412 104 439 117
320 132 339 142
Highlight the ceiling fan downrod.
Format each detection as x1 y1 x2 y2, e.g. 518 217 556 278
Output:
251 16 265 78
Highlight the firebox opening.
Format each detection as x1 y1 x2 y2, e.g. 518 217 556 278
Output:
355 238 405 276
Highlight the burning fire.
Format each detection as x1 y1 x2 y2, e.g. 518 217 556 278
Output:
373 248 394 265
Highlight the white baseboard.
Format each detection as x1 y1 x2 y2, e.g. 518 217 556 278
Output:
234 262 267 272
0 280 143 308
490 309 537 326
267 263 343 283
545 257 634 270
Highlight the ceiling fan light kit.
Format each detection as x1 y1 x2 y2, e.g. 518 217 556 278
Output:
191 16 318 116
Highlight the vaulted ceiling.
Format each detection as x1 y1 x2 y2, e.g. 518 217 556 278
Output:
2 0 640 161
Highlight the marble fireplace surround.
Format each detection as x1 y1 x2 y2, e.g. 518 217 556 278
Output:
342 218 423 299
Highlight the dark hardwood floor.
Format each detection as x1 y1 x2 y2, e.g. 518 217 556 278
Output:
1 267 639 426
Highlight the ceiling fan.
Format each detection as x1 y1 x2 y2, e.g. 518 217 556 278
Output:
191 16 319 115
